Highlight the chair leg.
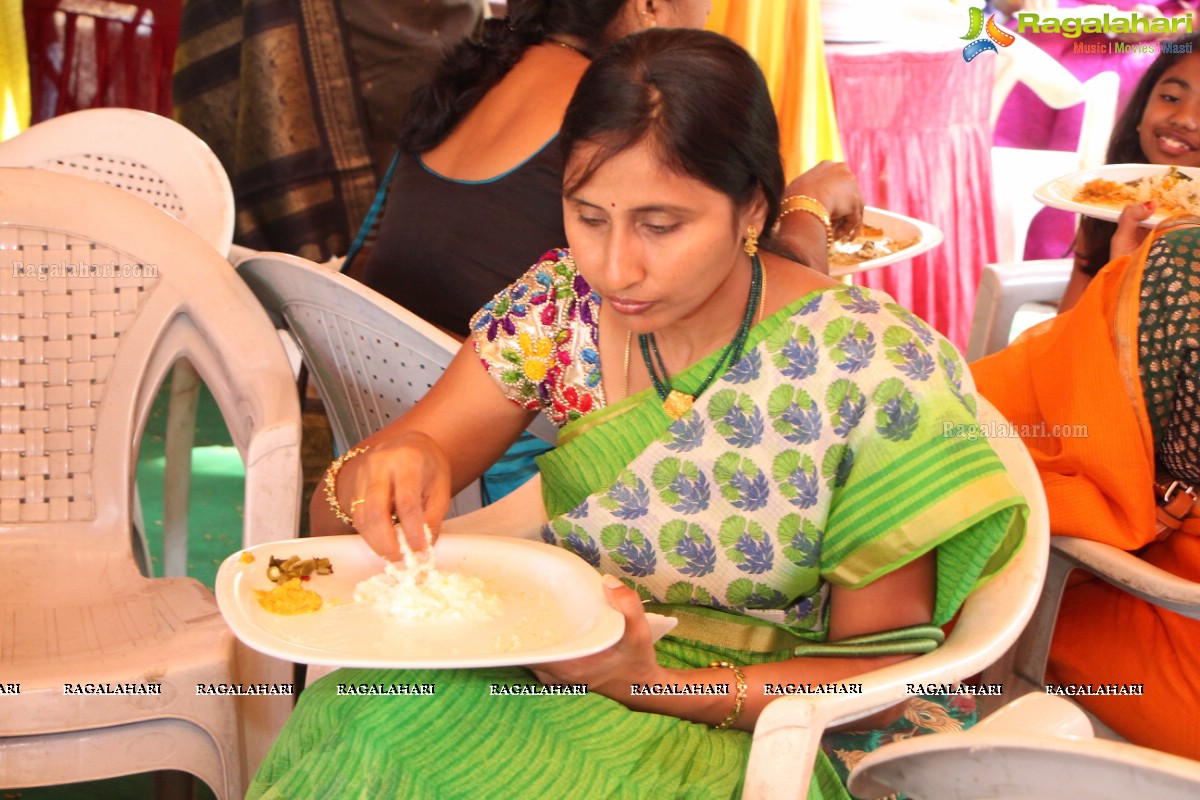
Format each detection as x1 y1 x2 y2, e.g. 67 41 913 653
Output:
153 769 197 800
163 361 201 577
131 482 153 575
1012 549 1076 688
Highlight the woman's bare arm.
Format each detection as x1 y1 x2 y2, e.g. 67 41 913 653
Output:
310 341 536 558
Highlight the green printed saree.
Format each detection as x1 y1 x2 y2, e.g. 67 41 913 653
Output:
248 252 1027 799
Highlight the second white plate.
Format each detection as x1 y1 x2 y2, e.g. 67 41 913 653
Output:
828 206 944 277
1035 164 1200 226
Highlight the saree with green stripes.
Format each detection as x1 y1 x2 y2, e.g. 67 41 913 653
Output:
248 251 1027 800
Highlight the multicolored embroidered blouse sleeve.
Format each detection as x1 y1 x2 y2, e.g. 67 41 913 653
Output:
469 249 606 427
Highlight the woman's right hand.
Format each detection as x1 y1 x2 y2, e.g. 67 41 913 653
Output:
1112 200 1155 260
1063 201 1155 311
785 160 864 242
775 161 864 272
333 431 454 562
307 341 536 560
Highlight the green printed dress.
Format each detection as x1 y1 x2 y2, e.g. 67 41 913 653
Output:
248 250 1027 800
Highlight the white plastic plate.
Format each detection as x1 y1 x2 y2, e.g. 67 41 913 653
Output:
216 534 626 668
1034 163 1200 226
828 206 944 277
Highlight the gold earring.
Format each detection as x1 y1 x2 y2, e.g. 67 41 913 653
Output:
744 225 759 256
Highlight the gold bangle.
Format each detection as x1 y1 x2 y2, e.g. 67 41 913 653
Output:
323 446 370 526
777 195 833 252
708 661 748 730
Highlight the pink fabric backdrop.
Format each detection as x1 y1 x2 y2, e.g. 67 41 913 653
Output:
826 46 996 350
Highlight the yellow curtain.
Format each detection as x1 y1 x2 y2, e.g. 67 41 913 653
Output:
1 0 30 140
707 0 842 177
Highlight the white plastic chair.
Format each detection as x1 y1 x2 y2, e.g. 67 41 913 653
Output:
0 107 239 581
741 397 1050 800
849 693 1200 799
237 252 557 519
990 28 1119 264
0 168 302 797
964 258 1071 361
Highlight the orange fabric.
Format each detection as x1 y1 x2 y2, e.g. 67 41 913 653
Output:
971 224 1200 759
705 0 842 175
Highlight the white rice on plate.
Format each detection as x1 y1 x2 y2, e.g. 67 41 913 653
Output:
353 525 502 624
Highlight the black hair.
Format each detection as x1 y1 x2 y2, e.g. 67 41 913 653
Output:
559 28 785 243
398 0 627 154
1077 33 1200 275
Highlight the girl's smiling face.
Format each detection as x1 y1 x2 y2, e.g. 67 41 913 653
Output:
1139 52 1200 166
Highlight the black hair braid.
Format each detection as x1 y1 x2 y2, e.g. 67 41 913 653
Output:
399 17 537 154
397 0 627 155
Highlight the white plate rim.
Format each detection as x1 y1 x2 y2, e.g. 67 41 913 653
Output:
215 534 626 669
1034 163 1200 227
828 206 944 277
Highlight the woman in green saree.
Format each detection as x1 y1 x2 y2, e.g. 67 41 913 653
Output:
258 29 1028 800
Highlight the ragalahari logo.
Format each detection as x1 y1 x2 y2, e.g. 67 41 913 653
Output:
962 7 1015 62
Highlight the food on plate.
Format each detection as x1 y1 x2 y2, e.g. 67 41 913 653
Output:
353 525 502 624
239 551 255 564
1072 166 1200 217
256 578 324 615
828 222 920 268
354 563 502 624
267 555 333 584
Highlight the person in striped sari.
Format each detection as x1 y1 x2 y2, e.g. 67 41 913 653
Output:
258 29 1027 799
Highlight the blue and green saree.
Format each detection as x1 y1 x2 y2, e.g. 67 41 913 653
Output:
248 251 1026 799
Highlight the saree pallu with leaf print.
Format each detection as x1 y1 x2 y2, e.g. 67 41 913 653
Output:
249 259 1027 800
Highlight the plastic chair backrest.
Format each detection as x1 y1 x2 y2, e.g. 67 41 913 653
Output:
742 397 1050 799
237 252 501 516
849 693 1200 799
0 108 235 255
0 167 299 553
237 253 470 449
991 147 1080 265
991 28 1120 143
965 258 1072 360
990 29 1119 263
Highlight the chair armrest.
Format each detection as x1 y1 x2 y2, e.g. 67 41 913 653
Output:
1013 534 1200 691
744 633 1021 799
966 259 1072 361
1052 536 1200 619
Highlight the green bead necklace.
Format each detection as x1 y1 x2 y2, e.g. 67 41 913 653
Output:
639 254 763 420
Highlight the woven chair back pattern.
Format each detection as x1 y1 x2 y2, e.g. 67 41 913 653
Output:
0 227 158 524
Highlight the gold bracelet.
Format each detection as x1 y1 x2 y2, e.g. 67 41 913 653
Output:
323 446 370 526
777 195 833 251
708 661 748 730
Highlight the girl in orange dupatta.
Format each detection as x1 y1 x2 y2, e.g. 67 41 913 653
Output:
972 217 1200 759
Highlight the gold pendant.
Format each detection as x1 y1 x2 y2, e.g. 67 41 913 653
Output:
663 390 695 420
